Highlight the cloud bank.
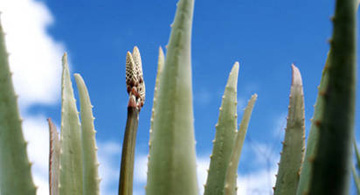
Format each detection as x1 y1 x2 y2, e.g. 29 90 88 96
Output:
0 0 64 109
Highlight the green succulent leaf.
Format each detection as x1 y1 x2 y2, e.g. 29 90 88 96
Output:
308 0 357 193
74 74 100 195
352 164 360 194
353 141 360 195
296 53 330 195
48 118 60 195
274 65 305 195
146 0 198 194
0 19 36 195
224 94 257 195
205 62 239 195
59 53 83 195
149 47 165 146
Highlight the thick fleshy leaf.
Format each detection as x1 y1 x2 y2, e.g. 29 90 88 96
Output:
308 0 357 193
274 65 305 195
59 53 83 195
224 94 257 195
0 18 36 195
205 62 239 195
149 47 165 146
146 0 198 194
74 74 100 195
48 118 60 195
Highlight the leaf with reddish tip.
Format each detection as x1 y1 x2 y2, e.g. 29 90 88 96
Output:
48 118 60 195
274 65 305 195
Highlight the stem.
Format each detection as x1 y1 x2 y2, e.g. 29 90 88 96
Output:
119 97 139 195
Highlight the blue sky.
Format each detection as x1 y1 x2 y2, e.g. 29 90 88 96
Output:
1 0 360 194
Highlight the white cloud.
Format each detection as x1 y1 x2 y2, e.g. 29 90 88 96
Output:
237 167 277 194
134 155 148 184
197 154 277 195
0 0 64 109
197 155 210 194
18 116 49 195
22 116 50 186
98 142 122 195
132 150 278 195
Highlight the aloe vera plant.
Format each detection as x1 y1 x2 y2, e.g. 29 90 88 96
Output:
145 0 259 194
0 0 358 194
52 54 100 195
1 16 101 194
203 62 258 195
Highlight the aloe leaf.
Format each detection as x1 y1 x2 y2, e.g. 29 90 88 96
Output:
146 0 198 194
352 164 360 194
224 94 257 195
297 2 358 194
274 65 305 195
355 142 360 169
48 118 60 195
59 53 83 195
147 47 165 192
0 19 36 195
296 47 330 195
204 62 239 195
308 0 357 193
74 74 100 195
353 142 360 194
149 47 165 146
